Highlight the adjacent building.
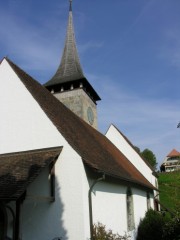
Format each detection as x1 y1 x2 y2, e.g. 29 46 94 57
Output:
160 149 180 172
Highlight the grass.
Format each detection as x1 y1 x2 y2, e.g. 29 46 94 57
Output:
158 171 180 212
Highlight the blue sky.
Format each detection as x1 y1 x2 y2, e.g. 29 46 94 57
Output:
0 0 179 167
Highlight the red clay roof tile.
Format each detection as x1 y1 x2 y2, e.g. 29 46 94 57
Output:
167 149 180 157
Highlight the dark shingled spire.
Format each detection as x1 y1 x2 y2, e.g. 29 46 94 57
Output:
69 0 72 12
45 0 100 101
45 0 85 86
44 0 100 102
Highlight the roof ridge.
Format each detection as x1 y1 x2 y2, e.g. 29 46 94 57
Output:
0 146 63 158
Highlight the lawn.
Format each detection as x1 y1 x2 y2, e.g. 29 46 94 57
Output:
158 171 180 212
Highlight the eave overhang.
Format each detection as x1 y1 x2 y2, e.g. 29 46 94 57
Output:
0 147 62 201
45 77 101 102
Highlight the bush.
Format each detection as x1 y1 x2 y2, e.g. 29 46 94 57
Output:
136 209 168 240
162 210 180 240
93 222 130 240
136 209 180 240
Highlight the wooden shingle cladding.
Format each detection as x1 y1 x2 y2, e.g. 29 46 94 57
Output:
0 147 62 200
45 6 84 86
6 58 155 191
44 2 100 102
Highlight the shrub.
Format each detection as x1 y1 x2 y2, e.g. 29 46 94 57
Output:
93 222 130 240
136 209 168 240
162 210 180 240
136 209 180 240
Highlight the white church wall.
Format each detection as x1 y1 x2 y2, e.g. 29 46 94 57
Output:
0 59 90 240
106 125 155 185
91 181 153 240
0 59 62 153
91 181 127 236
21 146 90 240
133 188 148 228
54 146 90 240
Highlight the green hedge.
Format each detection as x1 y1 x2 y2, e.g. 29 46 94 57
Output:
136 209 180 240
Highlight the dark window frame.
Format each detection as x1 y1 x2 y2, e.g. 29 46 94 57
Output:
147 192 151 210
0 202 8 240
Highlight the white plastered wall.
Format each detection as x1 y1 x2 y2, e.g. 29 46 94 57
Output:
91 181 127 236
106 125 156 187
0 59 90 240
22 146 90 240
91 181 153 240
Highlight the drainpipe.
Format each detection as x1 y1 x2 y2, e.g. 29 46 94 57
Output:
88 174 105 240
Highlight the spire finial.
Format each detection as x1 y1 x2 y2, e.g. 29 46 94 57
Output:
69 0 72 12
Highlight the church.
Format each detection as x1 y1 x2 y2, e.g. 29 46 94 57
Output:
0 1 158 240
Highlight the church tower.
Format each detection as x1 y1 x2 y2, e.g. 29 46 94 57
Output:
44 0 100 128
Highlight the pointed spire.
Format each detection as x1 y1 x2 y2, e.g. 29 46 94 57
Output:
45 0 85 87
69 0 72 12
45 1 101 102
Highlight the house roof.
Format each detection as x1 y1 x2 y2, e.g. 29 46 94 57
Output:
5 58 155 190
167 149 180 157
0 147 62 200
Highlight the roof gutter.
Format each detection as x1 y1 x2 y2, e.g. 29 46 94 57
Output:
96 169 157 191
88 174 105 240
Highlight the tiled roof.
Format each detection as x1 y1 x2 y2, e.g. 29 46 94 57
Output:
0 147 62 200
6 58 155 190
167 149 180 157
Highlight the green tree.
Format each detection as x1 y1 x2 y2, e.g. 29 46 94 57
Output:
134 146 141 154
140 148 157 170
